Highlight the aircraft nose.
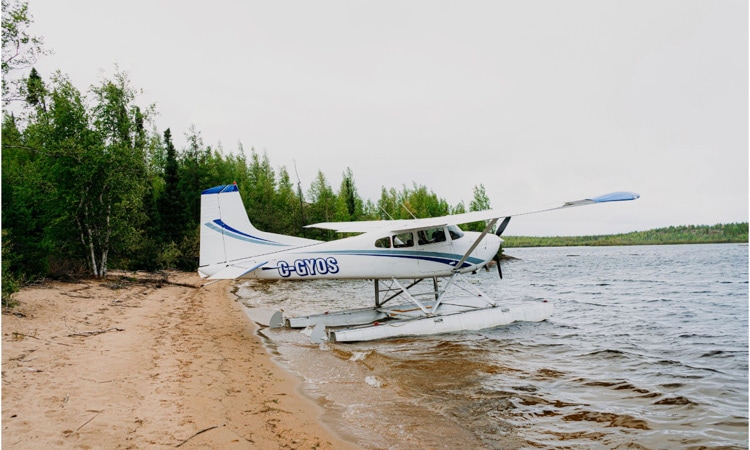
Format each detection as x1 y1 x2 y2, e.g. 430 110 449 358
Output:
471 232 502 259
486 233 502 254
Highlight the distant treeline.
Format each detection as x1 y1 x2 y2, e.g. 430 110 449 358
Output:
504 223 748 247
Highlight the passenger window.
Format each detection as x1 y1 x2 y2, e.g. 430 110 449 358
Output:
393 232 414 248
375 237 391 248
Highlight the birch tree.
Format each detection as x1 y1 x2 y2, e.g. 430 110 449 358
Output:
85 71 150 276
28 71 150 277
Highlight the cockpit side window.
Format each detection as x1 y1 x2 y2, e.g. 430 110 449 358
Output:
393 231 414 248
417 227 447 245
375 237 391 248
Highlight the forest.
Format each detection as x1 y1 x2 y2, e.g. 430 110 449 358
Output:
1 2 497 300
0 66 494 275
1 1 747 306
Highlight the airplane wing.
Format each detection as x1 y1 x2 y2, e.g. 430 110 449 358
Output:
306 191 640 233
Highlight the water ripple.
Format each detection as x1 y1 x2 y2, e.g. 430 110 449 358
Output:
241 244 748 449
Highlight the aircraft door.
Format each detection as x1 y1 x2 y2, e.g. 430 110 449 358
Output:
417 227 451 275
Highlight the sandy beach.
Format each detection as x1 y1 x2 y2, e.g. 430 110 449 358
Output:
2 271 358 449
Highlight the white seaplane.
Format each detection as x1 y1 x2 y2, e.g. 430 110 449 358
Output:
198 183 639 343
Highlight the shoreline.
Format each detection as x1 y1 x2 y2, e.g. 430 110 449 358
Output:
2 271 359 449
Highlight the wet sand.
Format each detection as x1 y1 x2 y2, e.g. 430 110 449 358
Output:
2 271 358 449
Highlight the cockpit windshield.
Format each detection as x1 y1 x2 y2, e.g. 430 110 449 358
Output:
447 225 464 240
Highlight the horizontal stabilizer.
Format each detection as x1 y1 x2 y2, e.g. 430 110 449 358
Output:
206 261 267 280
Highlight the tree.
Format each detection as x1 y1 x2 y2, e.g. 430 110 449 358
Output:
245 148 277 231
376 186 399 220
22 70 152 277
275 166 303 236
1 111 51 278
335 167 363 222
402 183 450 219
178 126 208 225
2 230 19 307
157 128 185 243
2 0 50 105
25 72 94 275
452 201 467 215
24 66 45 109
307 170 336 239
80 72 150 275
464 184 492 232
469 183 491 212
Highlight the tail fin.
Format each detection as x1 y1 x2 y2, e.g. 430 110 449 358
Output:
199 184 319 277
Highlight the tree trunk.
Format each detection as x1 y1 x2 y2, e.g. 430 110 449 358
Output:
100 203 111 278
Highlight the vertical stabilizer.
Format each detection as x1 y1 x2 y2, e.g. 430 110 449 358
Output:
199 184 319 275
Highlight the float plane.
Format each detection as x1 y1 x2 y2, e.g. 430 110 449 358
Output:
198 183 639 342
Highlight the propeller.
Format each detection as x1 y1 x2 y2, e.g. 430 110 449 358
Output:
494 217 511 279
496 216 511 236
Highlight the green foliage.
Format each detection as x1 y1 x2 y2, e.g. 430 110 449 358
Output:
307 170 337 240
336 167 364 222
2 230 20 308
2 113 50 277
157 241 182 270
2 0 50 104
2 42 744 284
464 183 492 232
158 128 185 243
505 223 749 247
376 183 449 221
274 167 304 236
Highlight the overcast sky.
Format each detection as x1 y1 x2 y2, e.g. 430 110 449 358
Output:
23 0 749 236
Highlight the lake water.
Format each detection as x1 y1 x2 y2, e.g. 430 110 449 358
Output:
236 244 748 449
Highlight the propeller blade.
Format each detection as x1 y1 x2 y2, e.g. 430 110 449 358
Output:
496 216 511 236
495 254 503 279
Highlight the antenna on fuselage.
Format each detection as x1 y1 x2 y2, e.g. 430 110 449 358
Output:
401 203 418 219
293 159 307 238
379 207 394 220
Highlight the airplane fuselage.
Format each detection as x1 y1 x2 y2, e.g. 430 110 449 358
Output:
201 226 502 280
198 183 638 283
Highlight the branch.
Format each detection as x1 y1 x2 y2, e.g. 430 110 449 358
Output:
175 424 224 447
67 327 124 338
75 410 101 432
12 332 72 347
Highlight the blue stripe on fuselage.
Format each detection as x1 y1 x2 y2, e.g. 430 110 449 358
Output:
205 220 288 246
305 249 482 269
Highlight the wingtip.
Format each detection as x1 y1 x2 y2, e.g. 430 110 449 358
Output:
592 191 640 203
